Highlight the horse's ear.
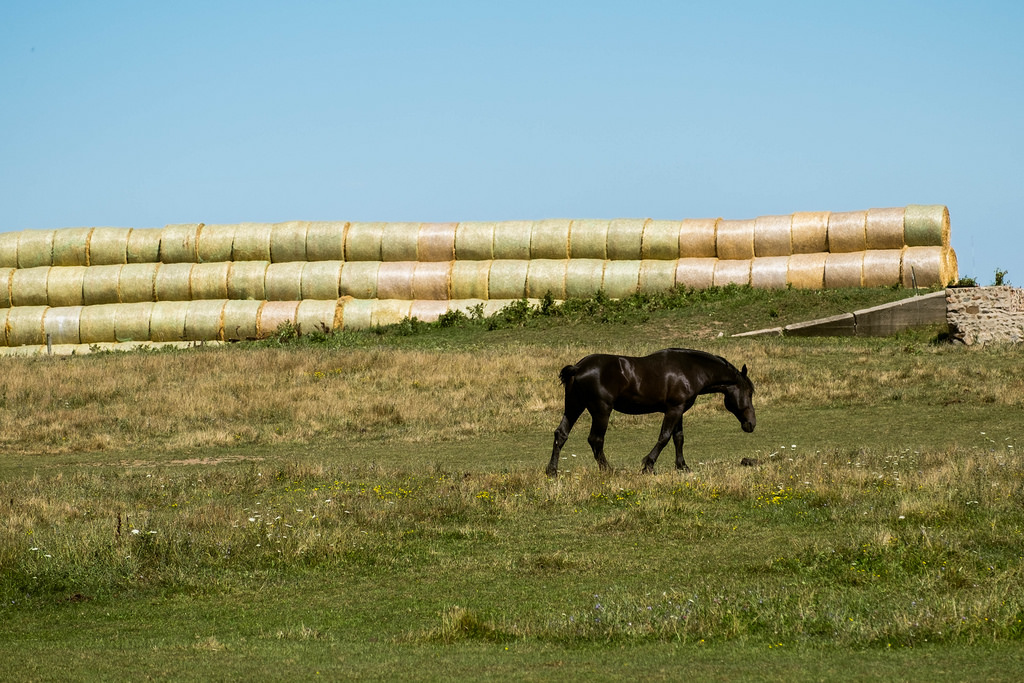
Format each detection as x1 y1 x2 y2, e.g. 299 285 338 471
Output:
741 364 748 376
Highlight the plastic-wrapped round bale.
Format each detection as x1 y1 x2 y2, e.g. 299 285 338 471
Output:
381 223 420 261
753 215 792 257
51 228 93 266
606 219 645 260
790 212 828 254
824 252 864 288
602 260 641 298
827 211 867 253
339 297 372 330
0 267 13 307
454 222 495 260
17 230 54 268
862 250 903 287
639 260 677 292
153 263 192 302
301 261 343 300
345 222 385 261
160 224 202 263
0 232 20 268
787 253 827 289
231 222 274 262
530 219 571 260
197 224 236 263
713 260 752 286
339 261 380 299
0 308 8 345
79 304 121 344
716 220 755 260
113 302 154 342
489 260 529 299
409 299 450 323
904 205 950 248
11 267 51 306
642 221 683 260
190 262 231 300
127 228 162 263
944 247 959 284
371 300 412 327
674 258 717 289
569 219 609 259
304 222 347 261
418 222 457 262
565 259 605 298
296 299 341 335
270 221 308 263
450 261 490 299
865 208 906 250
184 300 225 341
88 228 131 265
264 262 305 301
492 221 532 260
118 263 159 303
222 300 263 340
6 306 47 346
227 261 268 300
257 301 300 338
46 266 87 307
412 261 452 300
901 246 948 287
148 301 190 342
527 259 567 299
679 219 718 258
82 265 124 305
43 306 83 345
750 256 789 290
376 262 416 300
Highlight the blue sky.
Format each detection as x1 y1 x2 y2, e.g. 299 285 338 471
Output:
2 1 1020 282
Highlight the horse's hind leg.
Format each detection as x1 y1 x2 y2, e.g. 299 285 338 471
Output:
641 407 685 474
546 401 585 476
672 418 690 472
587 406 612 471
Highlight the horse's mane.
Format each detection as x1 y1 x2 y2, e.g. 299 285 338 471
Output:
667 348 749 385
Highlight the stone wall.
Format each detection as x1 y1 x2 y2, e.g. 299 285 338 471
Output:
946 286 1024 345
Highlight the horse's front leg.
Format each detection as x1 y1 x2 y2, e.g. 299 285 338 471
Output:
672 417 689 472
641 407 685 474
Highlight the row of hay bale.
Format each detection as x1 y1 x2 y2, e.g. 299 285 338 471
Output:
0 205 951 266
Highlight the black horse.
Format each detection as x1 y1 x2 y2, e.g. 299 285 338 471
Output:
546 348 756 476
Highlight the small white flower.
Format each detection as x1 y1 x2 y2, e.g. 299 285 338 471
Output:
30 547 39 551
898 516 906 520
248 517 256 522
131 529 141 535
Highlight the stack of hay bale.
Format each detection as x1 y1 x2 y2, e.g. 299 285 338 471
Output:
0 205 956 352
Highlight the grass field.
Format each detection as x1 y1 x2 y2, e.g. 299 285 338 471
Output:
2 286 1023 680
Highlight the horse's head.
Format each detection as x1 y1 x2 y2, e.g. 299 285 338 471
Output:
724 364 756 433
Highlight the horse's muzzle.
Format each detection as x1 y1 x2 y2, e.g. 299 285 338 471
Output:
741 421 755 433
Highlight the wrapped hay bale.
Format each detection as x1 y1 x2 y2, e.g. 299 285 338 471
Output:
339 261 381 299
6 306 48 346
565 259 605 299
345 222 385 261
790 212 829 254
270 221 309 263
43 306 83 345
606 219 645 260
639 260 677 293
46 266 87 307
412 261 452 300
491 221 533 260
944 247 959 284
679 219 718 258
418 222 457 261
0 232 20 268
0 308 7 345
113 302 154 342
197 224 236 263
0 267 13 307
160 223 202 263
827 211 867 253
17 230 54 268
371 299 413 327
304 222 348 261
127 228 162 263
118 263 159 303
451 260 491 299
713 260 752 287
339 297 372 330
147 301 190 342
227 261 269 300
753 215 792 257
301 261 344 300
184 300 226 341
232 222 274 262
602 260 642 298
569 219 609 259
88 227 131 265
904 204 950 248
376 262 416 300
222 300 263 340
642 221 683 260
489 260 529 299
526 259 568 299
51 228 93 266
901 246 947 287
82 264 124 305
381 223 421 261
750 256 790 290
674 258 717 289
862 250 904 287
865 207 906 250
190 262 231 300
530 219 572 260
296 299 341 335
265 262 306 301
11 267 51 306
787 253 828 289
153 263 192 302
79 304 121 344
824 252 865 288
454 222 495 260
409 299 450 323
716 220 755 260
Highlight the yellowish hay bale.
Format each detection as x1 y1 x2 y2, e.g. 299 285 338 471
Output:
376 262 416 300
409 299 450 322
824 252 865 288
381 222 420 261
270 221 309 263
944 247 959 284
43 306 83 345
0 232 20 268
865 207 906 250
232 222 274 262
713 260 752 286
679 219 718 258
787 252 827 289
489 260 529 299
454 222 495 260
0 308 8 345
527 259 568 298
901 246 946 287
113 302 154 342
153 263 192 302
827 211 867 253
127 228 162 263
264 262 305 301
569 219 609 259
904 204 950 248
716 220 755 260
0 267 13 307
418 222 457 261
565 259 605 298
197 224 237 262
750 256 789 290
340 298 373 330
606 219 645 260
118 263 159 303
11 267 51 306
305 222 348 261
46 266 87 307
6 306 47 346
642 221 683 260
530 219 572 259
450 261 491 299
81 265 124 305
17 230 55 268
222 300 264 340
790 211 829 254
371 300 413 327
862 250 903 287
339 261 381 299
602 260 642 298
753 215 792 257
345 222 386 261
412 261 452 300
639 260 677 292
492 221 533 260
160 223 202 263
674 258 717 289
227 261 268 300
190 262 231 300
148 301 190 342
296 299 339 335
183 300 225 341
79 304 121 344
88 227 131 265
51 228 93 266
258 301 299 338
301 261 343 300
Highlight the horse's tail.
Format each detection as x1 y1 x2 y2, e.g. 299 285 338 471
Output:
558 364 577 388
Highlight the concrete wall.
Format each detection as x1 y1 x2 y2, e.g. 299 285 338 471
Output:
946 286 1024 345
